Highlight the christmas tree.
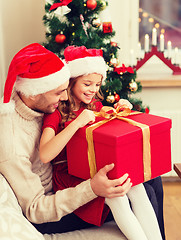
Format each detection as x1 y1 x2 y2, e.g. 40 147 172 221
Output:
43 0 149 112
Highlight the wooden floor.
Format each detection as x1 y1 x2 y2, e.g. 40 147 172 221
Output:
163 180 181 240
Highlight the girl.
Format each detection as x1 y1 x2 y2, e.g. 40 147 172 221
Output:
39 46 162 240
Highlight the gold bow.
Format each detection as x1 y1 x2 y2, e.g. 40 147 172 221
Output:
86 106 151 182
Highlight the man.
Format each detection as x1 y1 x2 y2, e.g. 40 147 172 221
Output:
0 43 165 239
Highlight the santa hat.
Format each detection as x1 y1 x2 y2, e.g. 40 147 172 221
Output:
0 43 70 114
64 46 107 80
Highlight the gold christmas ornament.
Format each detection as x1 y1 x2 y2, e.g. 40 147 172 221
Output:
110 57 119 67
129 80 138 92
100 0 107 10
106 93 115 103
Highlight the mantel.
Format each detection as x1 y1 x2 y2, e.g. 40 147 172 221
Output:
137 73 181 87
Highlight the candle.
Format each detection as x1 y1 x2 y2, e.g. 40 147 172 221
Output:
174 47 179 65
144 34 149 52
152 28 157 46
130 49 134 66
160 34 164 52
167 41 172 59
137 42 142 59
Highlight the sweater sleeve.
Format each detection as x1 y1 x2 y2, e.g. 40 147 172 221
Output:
0 158 96 223
0 114 97 224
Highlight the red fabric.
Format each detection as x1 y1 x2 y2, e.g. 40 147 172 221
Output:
42 101 110 226
43 110 67 163
64 46 103 62
67 112 172 187
114 64 134 74
49 0 72 11
42 110 62 135
4 43 64 103
52 161 109 226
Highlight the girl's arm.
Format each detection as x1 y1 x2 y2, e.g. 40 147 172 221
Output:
39 109 95 163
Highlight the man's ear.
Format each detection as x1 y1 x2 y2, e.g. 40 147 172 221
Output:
29 96 36 101
29 94 41 102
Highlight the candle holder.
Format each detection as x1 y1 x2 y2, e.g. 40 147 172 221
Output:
135 46 181 75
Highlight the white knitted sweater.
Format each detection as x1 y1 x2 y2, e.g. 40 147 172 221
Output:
0 91 96 223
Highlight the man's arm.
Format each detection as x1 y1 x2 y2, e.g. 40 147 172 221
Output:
0 115 131 224
0 155 96 223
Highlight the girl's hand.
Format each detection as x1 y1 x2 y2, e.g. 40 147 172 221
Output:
114 99 133 110
74 109 95 128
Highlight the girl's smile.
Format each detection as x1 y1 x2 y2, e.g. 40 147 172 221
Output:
72 73 102 109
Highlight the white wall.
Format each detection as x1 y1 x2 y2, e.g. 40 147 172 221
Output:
0 0 46 97
136 86 181 176
0 1 6 97
108 0 139 65
0 0 139 97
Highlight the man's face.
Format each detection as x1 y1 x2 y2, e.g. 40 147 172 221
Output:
32 80 69 114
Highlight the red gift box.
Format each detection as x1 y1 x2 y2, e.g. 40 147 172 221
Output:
66 112 172 186
102 22 113 33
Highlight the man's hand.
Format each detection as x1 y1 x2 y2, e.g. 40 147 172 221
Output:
90 163 132 198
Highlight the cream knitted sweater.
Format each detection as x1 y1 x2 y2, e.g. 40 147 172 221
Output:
0 92 96 224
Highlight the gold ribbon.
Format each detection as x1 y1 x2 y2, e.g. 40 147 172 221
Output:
86 106 151 182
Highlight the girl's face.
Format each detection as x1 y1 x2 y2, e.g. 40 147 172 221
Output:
72 73 102 109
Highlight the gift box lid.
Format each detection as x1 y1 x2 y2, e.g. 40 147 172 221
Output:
73 112 172 146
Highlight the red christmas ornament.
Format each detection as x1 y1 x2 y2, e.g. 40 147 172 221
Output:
114 93 120 102
110 41 118 47
145 107 149 114
86 0 97 10
55 34 66 44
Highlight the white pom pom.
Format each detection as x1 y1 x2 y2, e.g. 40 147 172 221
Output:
0 100 15 114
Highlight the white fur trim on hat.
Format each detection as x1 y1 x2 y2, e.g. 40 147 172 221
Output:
14 64 70 96
0 99 15 114
68 56 108 80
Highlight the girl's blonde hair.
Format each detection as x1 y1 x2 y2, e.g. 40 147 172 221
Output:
58 76 104 127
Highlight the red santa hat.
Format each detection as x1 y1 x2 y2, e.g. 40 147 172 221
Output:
0 43 70 114
64 46 107 80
